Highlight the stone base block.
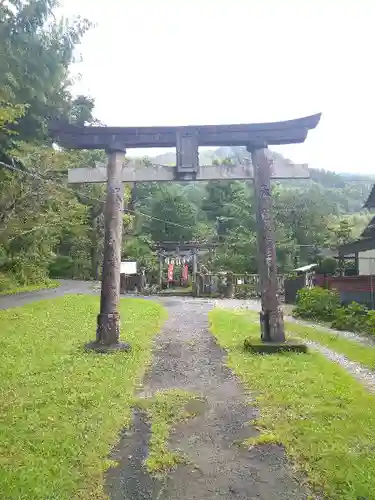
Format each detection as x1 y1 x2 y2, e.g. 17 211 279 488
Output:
85 341 131 354
244 339 308 354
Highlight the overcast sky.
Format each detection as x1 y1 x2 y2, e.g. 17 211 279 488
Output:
60 0 375 174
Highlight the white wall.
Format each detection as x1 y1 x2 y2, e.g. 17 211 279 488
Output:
358 249 375 275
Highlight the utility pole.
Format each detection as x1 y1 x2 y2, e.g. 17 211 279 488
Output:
88 144 130 352
248 145 285 342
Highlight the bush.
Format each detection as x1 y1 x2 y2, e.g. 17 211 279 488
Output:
365 310 375 336
0 272 17 292
49 256 92 280
295 286 375 337
316 257 337 276
331 302 369 332
234 284 259 299
294 287 340 321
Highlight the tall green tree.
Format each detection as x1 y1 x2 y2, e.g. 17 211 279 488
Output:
0 0 91 149
140 184 198 242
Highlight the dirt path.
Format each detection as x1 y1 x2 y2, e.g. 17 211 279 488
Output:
105 297 308 500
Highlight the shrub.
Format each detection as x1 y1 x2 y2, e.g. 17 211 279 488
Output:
49 256 92 280
331 302 369 332
234 284 259 299
294 287 340 321
365 310 375 337
316 257 337 276
0 272 17 292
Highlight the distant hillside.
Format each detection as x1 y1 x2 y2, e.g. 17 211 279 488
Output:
150 146 373 214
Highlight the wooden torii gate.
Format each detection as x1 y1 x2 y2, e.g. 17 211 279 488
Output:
156 241 218 292
50 114 321 351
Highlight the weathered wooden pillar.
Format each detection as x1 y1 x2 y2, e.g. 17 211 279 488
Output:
248 144 285 342
91 145 130 351
192 248 198 296
225 272 234 298
158 253 164 289
354 252 359 275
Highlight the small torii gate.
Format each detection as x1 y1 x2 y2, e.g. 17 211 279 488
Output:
156 241 218 292
50 114 321 351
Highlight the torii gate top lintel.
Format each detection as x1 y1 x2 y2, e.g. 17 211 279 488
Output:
50 113 321 150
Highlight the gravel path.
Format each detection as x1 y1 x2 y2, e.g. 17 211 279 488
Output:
105 297 308 500
305 340 375 395
287 317 375 348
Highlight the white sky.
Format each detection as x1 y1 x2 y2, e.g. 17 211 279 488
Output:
60 0 375 174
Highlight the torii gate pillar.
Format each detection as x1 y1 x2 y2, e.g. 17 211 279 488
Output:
88 144 130 352
248 144 285 342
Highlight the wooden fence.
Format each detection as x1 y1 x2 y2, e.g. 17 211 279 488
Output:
197 273 284 298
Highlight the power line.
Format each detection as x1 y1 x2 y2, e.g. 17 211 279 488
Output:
2 159 368 236
124 207 194 230
0 160 196 232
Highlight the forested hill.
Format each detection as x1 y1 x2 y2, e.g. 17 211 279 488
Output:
152 146 374 214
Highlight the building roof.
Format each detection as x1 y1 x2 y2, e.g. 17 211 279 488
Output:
338 216 375 255
364 185 375 209
361 216 375 238
294 263 317 272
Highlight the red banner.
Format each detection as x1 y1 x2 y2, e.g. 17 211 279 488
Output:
167 263 174 282
182 264 188 282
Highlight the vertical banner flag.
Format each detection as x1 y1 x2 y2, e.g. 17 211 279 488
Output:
182 264 188 282
168 263 174 282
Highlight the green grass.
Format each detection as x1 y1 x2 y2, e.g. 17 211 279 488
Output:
0 295 166 500
209 309 375 500
286 320 375 370
248 311 375 370
135 389 201 475
0 279 60 296
243 431 282 449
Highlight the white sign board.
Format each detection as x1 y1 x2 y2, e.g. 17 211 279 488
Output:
120 261 137 275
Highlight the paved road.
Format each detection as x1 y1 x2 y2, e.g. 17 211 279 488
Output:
0 280 99 310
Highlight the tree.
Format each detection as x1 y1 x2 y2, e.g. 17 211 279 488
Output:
140 184 198 242
0 144 88 283
0 0 91 148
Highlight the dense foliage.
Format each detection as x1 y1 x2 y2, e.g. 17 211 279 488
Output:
0 0 373 292
293 287 341 322
294 287 375 336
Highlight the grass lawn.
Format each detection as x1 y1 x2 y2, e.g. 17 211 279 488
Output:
247 311 375 370
0 279 60 296
286 320 375 370
210 308 375 500
0 295 166 500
